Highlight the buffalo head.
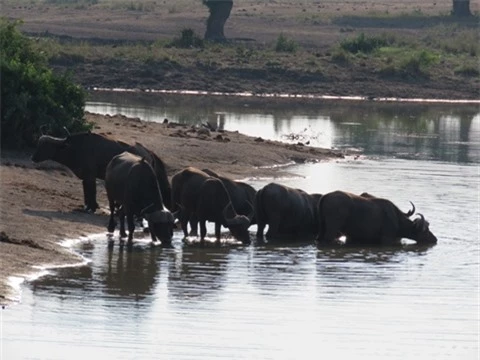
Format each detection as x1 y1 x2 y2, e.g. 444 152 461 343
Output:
31 135 67 163
223 202 254 244
411 214 437 245
142 207 176 244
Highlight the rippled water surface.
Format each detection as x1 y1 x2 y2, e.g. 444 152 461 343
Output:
3 93 479 359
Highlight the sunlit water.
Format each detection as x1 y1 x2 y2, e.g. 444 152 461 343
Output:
2 93 479 359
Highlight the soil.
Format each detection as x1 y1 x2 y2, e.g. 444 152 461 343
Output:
0 112 344 305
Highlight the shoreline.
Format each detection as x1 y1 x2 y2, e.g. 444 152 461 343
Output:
0 111 345 306
90 87 480 105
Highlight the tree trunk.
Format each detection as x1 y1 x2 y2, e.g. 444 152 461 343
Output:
204 0 233 42
452 0 471 17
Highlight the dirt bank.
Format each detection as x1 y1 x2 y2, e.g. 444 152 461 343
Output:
0 112 343 305
3 0 479 101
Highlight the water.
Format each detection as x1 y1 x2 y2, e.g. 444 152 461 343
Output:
2 93 479 359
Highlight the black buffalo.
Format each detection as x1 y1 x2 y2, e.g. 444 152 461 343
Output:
105 152 175 246
202 168 257 223
31 131 171 212
316 190 438 246
171 167 253 243
255 182 322 241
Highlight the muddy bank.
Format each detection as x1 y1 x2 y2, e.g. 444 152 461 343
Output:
0 112 343 305
53 56 479 102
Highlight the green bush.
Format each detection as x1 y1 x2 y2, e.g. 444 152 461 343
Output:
340 33 390 54
399 49 439 76
0 20 90 149
275 34 298 53
454 65 480 76
168 28 204 49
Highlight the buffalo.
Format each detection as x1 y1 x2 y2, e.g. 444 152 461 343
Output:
31 131 171 212
171 167 253 244
201 168 257 223
255 183 322 241
105 152 175 246
316 190 437 246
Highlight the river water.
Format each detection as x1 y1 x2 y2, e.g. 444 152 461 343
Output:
2 92 479 359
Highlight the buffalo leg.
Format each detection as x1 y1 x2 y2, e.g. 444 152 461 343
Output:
107 200 116 233
82 178 99 212
180 215 189 238
189 215 199 236
148 222 158 243
265 213 281 239
200 220 207 243
214 222 222 243
126 212 135 244
119 208 127 238
256 220 266 240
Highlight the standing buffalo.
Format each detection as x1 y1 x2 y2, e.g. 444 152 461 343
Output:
31 131 171 212
202 168 257 224
316 190 437 246
171 167 253 244
129 142 171 210
105 152 175 246
255 183 322 241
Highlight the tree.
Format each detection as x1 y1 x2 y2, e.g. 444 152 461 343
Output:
452 0 471 17
0 20 90 149
202 0 233 42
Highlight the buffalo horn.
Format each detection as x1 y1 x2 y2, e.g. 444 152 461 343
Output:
140 203 155 215
404 201 416 217
39 124 48 135
145 209 174 224
39 135 67 145
223 204 249 226
414 213 427 231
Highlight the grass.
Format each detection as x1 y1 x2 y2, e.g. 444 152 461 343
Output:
34 25 479 83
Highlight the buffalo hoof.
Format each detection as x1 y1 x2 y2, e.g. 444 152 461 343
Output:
83 206 96 213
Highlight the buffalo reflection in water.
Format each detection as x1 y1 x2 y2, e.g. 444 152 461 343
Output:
315 244 435 290
167 246 230 302
102 246 161 301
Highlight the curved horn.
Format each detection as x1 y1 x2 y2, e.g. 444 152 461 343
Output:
140 203 155 216
145 209 174 223
63 126 71 137
39 124 48 135
404 201 415 217
38 135 67 145
414 213 426 231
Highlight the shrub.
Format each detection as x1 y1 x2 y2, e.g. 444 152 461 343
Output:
340 33 390 54
399 49 439 76
168 28 204 48
330 48 350 64
454 65 480 77
0 20 90 149
275 34 298 53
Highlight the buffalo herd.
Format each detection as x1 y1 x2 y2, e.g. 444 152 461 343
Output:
31 131 438 248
